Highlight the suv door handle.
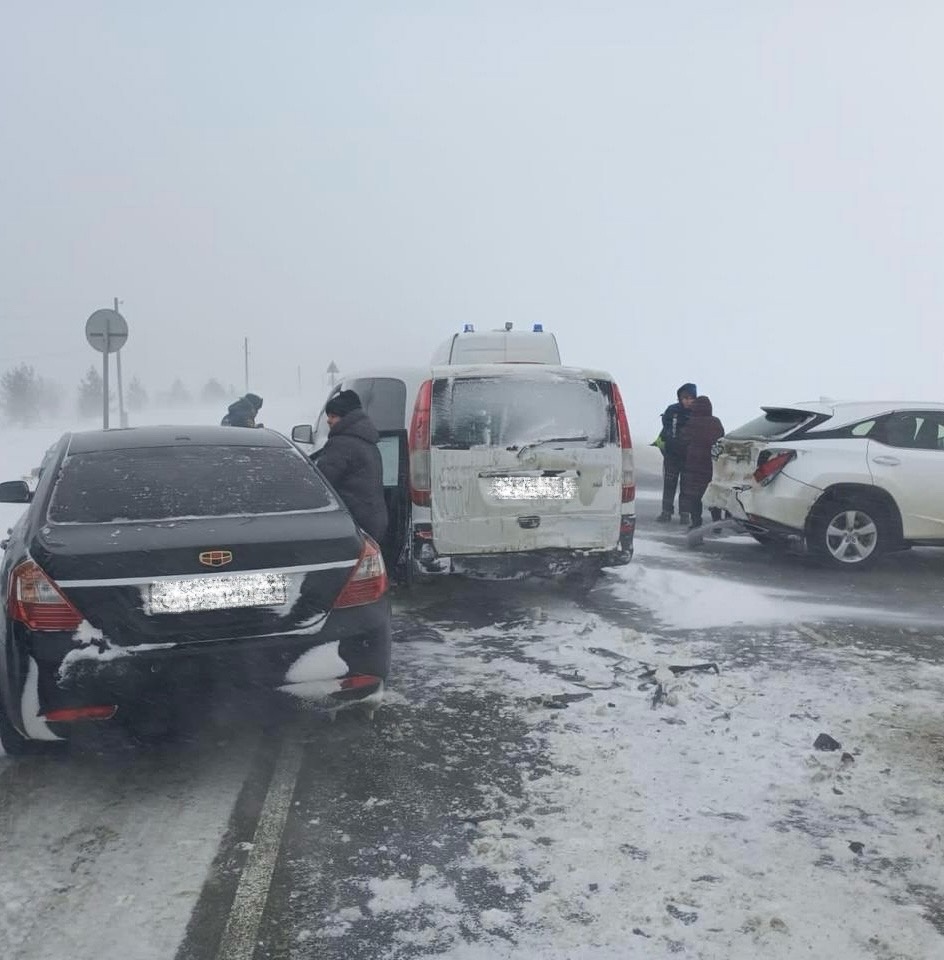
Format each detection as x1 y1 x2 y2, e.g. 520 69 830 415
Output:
871 455 901 466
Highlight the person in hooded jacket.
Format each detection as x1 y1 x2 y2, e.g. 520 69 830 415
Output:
221 393 263 428
315 389 388 544
678 395 725 530
657 382 697 523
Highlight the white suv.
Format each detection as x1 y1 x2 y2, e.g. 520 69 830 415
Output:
705 401 944 569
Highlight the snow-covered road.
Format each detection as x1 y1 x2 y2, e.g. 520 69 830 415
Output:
2 425 943 959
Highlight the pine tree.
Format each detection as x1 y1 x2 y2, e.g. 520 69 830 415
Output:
165 378 192 408
77 366 106 419
201 378 228 404
0 364 43 426
127 376 148 412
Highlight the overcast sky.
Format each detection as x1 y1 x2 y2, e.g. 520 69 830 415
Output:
2 1 942 429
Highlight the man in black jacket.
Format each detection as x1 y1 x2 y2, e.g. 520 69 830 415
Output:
221 393 263 428
315 390 388 543
657 382 697 523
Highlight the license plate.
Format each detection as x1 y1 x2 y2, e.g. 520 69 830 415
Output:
146 573 287 615
489 476 578 500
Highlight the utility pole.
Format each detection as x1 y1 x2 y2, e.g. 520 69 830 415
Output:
114 297 127 427
244 337 249 393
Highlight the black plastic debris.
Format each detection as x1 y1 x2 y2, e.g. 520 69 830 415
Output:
638 662 720 681
525 692 593 710
849 841 865 855
632 928 652 939
667 903 699 925
841 752 855 765
813 733 842 751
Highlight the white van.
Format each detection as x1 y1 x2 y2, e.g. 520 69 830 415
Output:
407 363 635 583
296 363 635 585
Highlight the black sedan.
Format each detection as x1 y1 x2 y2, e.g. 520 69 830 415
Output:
0 425 391 754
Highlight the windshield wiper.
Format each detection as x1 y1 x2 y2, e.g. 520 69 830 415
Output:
513 435 590 456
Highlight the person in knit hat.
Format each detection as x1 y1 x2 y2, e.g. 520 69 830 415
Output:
315 390 388 543
656 382 697 523
221 393 263 428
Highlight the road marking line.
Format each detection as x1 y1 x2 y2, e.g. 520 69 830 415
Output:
794 623 831 645
216 738 304 960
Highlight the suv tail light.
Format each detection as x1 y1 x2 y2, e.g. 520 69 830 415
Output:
753 450 796 486
409 379 433 507
611 382 635 502
334 538 389 608
8 560 84 631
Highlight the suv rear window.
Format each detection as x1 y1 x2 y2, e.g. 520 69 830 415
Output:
728 409 818 441
431 376 613 449
49 445 332 523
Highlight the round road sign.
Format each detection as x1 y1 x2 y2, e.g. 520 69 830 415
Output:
85 309 129 354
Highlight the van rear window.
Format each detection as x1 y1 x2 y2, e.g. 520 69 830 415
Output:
431 377 613 449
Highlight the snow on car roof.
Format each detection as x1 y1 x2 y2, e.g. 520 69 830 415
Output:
431 362 615 381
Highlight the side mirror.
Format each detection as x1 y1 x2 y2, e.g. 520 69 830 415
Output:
0 480 32 504
292 424 315 445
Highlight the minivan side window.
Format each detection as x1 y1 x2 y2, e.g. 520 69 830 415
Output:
344 378 408 433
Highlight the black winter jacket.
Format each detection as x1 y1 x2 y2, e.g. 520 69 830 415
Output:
221 398 257 427
315 410 388 543
660 402 692 459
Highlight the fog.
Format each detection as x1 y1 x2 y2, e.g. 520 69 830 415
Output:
2 2 942 431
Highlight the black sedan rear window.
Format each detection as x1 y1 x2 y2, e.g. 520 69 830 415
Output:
48 445 332 523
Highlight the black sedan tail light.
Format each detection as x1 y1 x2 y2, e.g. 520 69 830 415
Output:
333 538 388 608
8 560 84 631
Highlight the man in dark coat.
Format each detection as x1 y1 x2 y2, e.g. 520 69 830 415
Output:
678 395 725 530
222 393 263 427
657 382 697 523
315 390 388 543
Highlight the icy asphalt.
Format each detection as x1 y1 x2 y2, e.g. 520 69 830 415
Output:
3 470 944 960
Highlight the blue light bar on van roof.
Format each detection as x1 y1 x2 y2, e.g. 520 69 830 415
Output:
463 324 474 333
533 323 543 332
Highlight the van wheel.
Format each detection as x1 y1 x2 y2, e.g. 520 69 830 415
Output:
808 499 886 570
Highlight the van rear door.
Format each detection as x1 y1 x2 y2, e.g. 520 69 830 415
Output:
428 374 622 555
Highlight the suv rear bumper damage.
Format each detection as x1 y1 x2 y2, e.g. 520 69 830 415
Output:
706 474 820 535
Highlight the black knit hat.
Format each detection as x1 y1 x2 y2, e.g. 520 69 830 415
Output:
324 389 362 418
245 393 263 410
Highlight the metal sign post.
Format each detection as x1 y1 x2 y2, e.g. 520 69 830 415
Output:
85 308 129 430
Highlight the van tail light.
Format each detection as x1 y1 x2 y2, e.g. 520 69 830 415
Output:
8 560 84 632
334 538 389 608
753 450 796 486
611 382 635 502
409 379 433 507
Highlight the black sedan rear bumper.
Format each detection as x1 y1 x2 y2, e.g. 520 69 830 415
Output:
16 600 391 736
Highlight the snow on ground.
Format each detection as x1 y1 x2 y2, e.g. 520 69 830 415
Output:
360 585 944 959
611 543 892 630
